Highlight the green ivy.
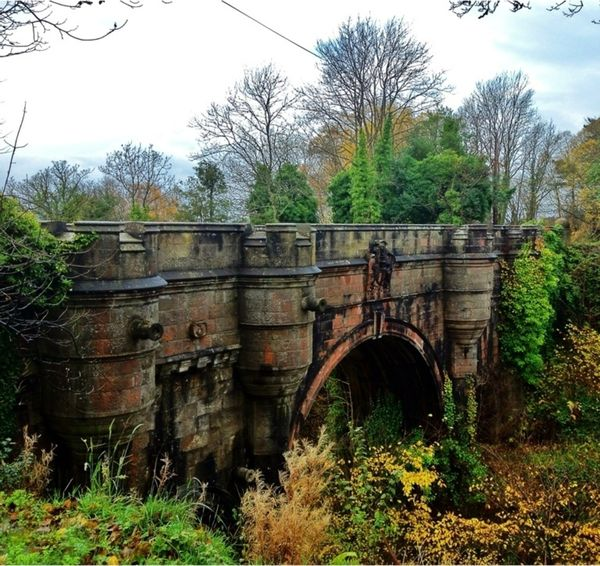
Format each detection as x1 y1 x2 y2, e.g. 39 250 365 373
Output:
0 329 22 441
442 375 457 434
323 375 354 463
436 375 487 511
499 230 563 385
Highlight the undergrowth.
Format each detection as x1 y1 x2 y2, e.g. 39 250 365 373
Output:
238 431 335 565
0 428 236 565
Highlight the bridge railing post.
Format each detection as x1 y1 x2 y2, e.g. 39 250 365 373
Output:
38 222 165 491
444 225 496 380
237 224 320 475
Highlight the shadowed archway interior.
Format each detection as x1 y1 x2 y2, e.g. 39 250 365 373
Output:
299 335 443 441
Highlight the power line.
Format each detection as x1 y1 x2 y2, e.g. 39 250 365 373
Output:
221 0 321 59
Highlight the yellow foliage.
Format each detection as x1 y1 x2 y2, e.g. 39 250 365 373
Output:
556 136 600 240
328 438 600 564
145 185 179 221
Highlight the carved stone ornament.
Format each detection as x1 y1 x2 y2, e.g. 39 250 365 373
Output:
366 239 395 300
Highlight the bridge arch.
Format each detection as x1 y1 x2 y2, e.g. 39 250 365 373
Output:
291 317 445 445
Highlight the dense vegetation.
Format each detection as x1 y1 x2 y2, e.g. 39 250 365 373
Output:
0 430 235 564
0 197 95 441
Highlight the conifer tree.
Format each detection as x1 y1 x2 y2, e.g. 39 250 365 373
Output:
350 131 381 223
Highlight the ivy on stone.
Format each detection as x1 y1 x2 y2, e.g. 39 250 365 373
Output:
499 230 563 385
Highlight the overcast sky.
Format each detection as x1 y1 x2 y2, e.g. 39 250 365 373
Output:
1 0 599 181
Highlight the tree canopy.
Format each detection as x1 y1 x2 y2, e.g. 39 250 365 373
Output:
8 160 92 221
248 163 317 224
302 17 448 161
177 160 232 222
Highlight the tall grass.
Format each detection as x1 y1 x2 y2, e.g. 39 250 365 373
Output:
239 430 335 564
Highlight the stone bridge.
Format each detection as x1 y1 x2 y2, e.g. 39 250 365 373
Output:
29 222 535 491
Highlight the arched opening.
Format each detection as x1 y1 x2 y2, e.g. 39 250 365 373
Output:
292 320 444 446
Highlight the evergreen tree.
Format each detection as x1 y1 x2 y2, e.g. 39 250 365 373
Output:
327 170 353 223
248 163 318 223
350 131 380 223
374 114 394 181
178 160 232 222
276 164 318 223
382 114 491 225
248 164 278 224
374 114 395 218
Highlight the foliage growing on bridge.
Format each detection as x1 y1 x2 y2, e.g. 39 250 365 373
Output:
0 197 95 439
499 227 600 442
499 229 563 385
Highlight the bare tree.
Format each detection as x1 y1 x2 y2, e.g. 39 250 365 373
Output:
8 159 93 220
99 142 175 214
508 120 570 222
301 17 449 160
449 1 599 23
459 71 537 223
189 64 304 210
0 0 175 58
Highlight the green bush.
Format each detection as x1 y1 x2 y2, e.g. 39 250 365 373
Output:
0 197 95 441
362 392 404 448
527 324 600 440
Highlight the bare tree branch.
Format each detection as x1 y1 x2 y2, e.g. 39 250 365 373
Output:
450 0 599 22
99 142 175 213
2 101 27 199
300 17 449 159
0 0 172 57
190 64 304 210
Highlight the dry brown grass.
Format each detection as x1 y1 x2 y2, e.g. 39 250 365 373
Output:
239 430 335 565
22 427 55 494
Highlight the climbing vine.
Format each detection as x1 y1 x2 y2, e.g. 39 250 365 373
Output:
499 230 563 385
362 392 404 448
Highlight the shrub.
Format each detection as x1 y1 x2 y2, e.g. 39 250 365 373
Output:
0 427 54 495
329 428 439 564
528 324 600 439
239 431 335 565
362 391 405 448
561 242 600 330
